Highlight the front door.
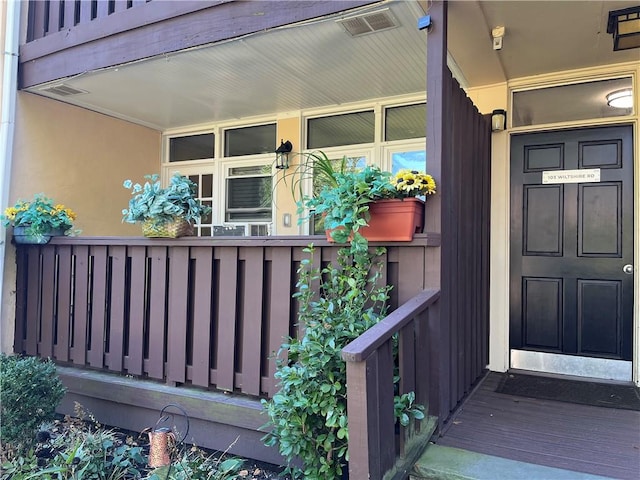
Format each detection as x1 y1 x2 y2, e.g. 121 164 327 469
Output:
510 125 634 380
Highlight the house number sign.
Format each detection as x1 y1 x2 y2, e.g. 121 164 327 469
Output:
542 168 600 184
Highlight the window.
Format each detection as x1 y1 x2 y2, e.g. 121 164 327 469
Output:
385 103 426 141
224 124 276 157
391 150 426 174
169 133 214 162
512 77 633 127
307 111 375 149
225 164 273 221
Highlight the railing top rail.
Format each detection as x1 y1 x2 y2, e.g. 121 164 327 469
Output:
341 288 440 363
42 233 440 248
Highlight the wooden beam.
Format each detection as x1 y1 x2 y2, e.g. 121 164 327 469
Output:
425 0 450 428
20 0 381 88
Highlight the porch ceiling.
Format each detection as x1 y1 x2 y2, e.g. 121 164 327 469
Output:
24 0 639 131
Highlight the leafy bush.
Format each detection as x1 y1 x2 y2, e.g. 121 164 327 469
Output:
1 404 245 480
262 246 391 479
0 355 66 454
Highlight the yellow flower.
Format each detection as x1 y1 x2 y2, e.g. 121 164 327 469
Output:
393 169 436 197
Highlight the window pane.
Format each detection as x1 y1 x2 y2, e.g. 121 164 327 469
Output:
226 176 272 221
391 150 426 174
169 133 214 162
307 111 374 149
385 104 426 141
512 77 633 127
225 124 276 157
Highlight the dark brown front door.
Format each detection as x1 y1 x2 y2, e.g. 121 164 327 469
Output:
510 125 634 362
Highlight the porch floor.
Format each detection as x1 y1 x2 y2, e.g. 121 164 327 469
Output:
427 372 640 479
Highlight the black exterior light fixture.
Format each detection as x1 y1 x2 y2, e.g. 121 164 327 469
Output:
491 109 507 132
275 140 293 170
607 6 640 51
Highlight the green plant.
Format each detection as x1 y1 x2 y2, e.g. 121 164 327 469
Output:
261 245 391 479
122 174 211 226
276 150 357 203
302 165 394 254
147 447 244 480
0 355 66 455
2 194 76 237
301 165 436 254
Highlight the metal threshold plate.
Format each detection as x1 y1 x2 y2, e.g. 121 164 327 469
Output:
510 350 632 382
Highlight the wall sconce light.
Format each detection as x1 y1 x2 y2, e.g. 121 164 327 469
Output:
275 139 293 170
606 88 633 109
607 6 640 51
491 109 506 132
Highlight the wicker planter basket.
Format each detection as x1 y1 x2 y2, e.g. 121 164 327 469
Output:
142 217 194 238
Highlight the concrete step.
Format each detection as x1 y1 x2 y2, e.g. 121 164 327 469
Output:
411 444 614 480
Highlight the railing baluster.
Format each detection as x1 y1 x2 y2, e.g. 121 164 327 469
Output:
71 245 90 365
48 1 62 34
56 246 73 362
239 247 264 396
127 245 146 375
147 246 167 379
108 245 126 372
89 246 108 368
191 246 213 387
265 247 293 396
40 247 57 358
24 246 41 355
62 0 76 29
216 246 239 391
166 246 189 384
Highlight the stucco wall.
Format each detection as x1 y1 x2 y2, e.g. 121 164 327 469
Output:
2 92 160 353
10 92 160 236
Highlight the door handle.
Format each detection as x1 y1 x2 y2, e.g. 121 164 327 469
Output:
623 264 634 275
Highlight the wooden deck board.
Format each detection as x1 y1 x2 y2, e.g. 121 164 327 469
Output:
434 372 640 479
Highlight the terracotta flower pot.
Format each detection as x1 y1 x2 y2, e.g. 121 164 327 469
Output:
325 197 425 242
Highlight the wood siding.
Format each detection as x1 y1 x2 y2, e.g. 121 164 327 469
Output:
13 235 439 398
20 0 380 88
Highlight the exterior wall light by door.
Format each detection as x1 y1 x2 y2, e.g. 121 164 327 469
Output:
607 6 640 51
275 140 293 170
491 109 506 132
606 88 633 109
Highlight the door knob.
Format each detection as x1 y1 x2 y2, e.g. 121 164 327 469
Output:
623 264 634 275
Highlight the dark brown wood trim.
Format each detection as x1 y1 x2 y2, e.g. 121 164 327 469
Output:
20 0 381 88
46 233 441 247
425 0 449 429
341 288 440 362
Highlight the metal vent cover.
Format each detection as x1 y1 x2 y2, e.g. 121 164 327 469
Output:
337 8 399 37
39 84 88 97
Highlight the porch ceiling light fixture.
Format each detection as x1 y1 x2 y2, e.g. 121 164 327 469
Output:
275 140 293 170
606 88 633 109
607 6 640 51
491 109 507 132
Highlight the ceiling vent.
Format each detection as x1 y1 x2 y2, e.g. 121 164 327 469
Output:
39 84 88 97
337 8 399 37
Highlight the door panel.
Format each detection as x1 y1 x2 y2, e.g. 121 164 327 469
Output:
510 125 634 362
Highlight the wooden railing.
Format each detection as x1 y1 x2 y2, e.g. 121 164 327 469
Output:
13 235 438 401
342 288 440 480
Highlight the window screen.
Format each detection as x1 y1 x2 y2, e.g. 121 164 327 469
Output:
307 111 375 149
224 124 276 157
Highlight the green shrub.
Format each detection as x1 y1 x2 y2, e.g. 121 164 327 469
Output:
0 355 66 453
262 246 392 479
